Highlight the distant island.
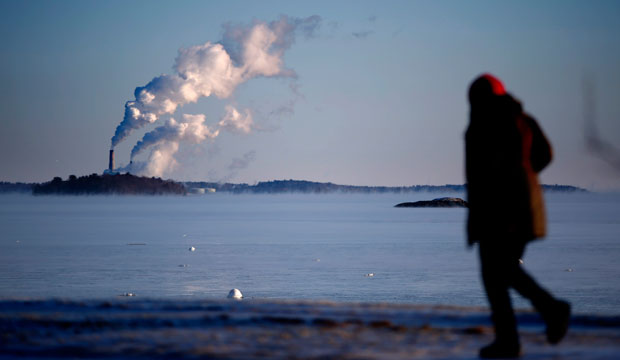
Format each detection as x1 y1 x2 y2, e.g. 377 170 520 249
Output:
0 177 587 195
184 179 587 194
395 197 468 208
31 174 186 195
0 181 34 193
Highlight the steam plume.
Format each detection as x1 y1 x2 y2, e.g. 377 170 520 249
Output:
135 142 181 178
111 15 321 149
222 150 257 182
218 105 253 134
126 105 253 176
229 151 257 172
130 114 220 161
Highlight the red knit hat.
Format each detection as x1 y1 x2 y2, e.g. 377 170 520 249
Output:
468 73 506 104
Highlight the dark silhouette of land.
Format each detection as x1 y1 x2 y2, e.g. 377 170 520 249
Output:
184 180 586 194
0 182 34 193
32 173 186 195
0 177 586 195
395 197 468 208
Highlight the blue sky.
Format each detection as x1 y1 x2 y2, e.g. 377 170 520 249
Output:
1 0 619 189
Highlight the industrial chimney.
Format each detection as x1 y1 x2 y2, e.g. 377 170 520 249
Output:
109 150 114 171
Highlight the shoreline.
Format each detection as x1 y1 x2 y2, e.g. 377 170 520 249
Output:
1 298 619 359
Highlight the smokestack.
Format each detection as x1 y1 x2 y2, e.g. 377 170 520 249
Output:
109 150 114 171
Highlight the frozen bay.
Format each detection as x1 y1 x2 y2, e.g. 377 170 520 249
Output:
0 192 618 315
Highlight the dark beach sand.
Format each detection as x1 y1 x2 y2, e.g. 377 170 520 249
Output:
1 298 619 359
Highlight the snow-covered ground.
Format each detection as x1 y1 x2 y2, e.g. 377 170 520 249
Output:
1 298 618 359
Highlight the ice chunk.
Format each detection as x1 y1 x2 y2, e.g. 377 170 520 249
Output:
227 288 243 299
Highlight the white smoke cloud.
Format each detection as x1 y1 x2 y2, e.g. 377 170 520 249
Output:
125 105 253 177
121 142 181 178
111 15 321 149
142 142 180 178
218 105 253 134
130 114 220 161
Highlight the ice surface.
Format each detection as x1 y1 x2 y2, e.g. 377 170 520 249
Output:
0 192 618 315
0 298 618 359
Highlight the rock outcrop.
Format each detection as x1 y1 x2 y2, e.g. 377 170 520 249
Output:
395 197 468 208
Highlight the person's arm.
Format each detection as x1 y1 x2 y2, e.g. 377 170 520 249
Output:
525 115 552 173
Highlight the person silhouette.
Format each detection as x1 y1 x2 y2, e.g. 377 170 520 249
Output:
465 74 571 358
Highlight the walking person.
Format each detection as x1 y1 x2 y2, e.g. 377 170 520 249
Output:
465 74 571 358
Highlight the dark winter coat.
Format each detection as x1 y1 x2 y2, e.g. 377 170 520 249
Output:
465 94 552 245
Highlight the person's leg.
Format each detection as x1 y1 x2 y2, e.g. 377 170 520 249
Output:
478 241 521 358
510 245 554 312
511 244 571 344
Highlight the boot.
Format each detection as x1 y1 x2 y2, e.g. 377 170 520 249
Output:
479 340 521 358
544 300 571 344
